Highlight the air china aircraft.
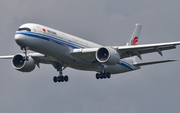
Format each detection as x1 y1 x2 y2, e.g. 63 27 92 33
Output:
0 23 180 83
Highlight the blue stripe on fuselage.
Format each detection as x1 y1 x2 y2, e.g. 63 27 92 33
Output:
118 60 136 70
16 31 85 49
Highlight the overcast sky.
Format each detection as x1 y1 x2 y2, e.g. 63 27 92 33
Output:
0 0 180 113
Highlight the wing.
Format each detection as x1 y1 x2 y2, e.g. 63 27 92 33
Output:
0 55 14 59
70 41 180 61
116 41 180 59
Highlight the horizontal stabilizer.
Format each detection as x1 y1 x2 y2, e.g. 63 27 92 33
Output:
133 59 176 67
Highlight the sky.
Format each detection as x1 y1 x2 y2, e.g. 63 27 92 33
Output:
0 0 180 113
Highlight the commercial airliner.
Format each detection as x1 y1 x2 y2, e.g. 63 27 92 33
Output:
0 23 180 83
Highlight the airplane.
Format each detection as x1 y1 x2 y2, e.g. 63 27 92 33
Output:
0 23 180 83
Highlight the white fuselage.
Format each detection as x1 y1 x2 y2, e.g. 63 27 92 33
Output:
15 23 139 74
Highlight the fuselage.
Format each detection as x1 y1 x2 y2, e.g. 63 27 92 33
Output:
15 23 139 74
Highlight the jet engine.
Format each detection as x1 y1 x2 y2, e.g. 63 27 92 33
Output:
12 54 35 72
95 47 120 65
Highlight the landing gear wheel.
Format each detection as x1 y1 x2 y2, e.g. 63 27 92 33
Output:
96 73 100 79
61 76 64 82
64 76 69 82
95 64 111 80
53 76 58 83
53 63 69 83
95 72 111 80
107 72 111 78
100 74 104 79
103 73 107 79
58 76 64 82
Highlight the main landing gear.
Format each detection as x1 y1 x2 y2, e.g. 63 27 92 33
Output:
53 63 69 83
95 65 111 79
96 72 111 79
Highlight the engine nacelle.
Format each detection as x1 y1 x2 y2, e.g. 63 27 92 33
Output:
96 47 120 65
12 54 35 72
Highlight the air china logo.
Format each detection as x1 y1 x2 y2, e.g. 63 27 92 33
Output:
42 28 57 35
42 28 46 32
131 37 138 45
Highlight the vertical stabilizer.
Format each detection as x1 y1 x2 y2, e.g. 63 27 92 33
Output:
126 23 142 46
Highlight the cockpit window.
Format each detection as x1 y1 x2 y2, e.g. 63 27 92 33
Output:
18 27 31 32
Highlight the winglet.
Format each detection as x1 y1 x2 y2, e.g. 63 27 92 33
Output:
126 23 142 46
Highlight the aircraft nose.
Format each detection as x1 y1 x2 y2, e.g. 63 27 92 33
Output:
15 33 26 46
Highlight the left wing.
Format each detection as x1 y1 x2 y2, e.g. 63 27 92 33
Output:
116 41 180 59
70 41 180 61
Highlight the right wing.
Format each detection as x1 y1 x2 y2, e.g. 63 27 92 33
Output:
0 55 13 59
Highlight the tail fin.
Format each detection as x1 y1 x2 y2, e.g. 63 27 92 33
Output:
126 23 142 46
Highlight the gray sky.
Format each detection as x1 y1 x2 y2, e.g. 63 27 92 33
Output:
0 0 180 113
